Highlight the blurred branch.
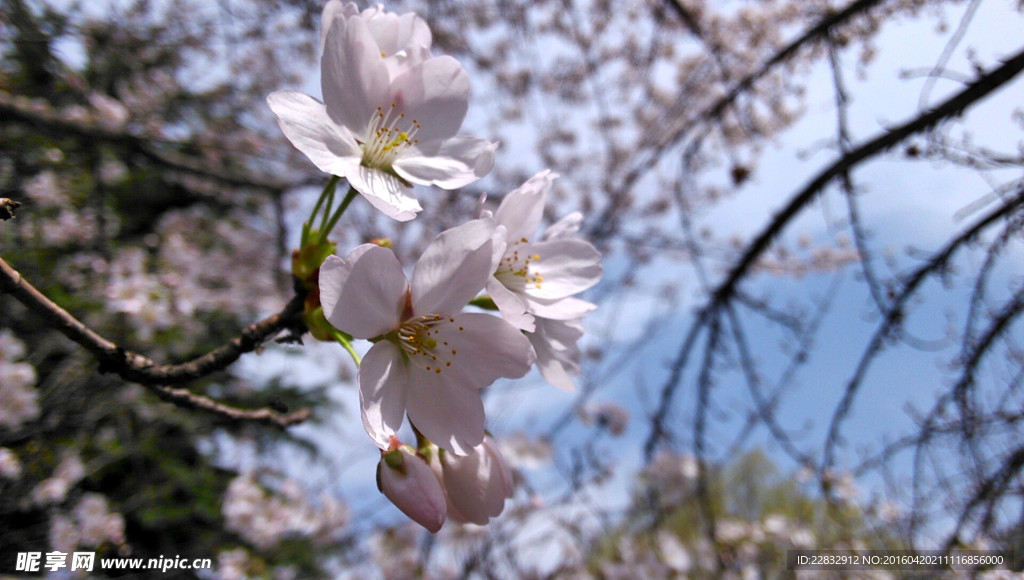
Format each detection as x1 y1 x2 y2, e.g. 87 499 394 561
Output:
593 0 888 240
0 91 294 194
715 46 1024 306
644 46 1024 462
0 254 310 428
824 186 1024 476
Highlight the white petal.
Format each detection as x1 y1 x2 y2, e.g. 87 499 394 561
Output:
388 55 470 142
364 9 432 58
319 1 358 51
527 296 597 320
489 223 508 271
412 219 495 316
434 313 536 389
529 318 584 391
394 135 497 190
543 211 584 240
524 239 603 299
494 170 555 242
487 278 535 332
322 16 390 135
441 439 510 524
383 45 432 82
345 165 422 221
319 246 376 323
406 372 485 455
266 91 362 175
322 245 408 338
359 341 410 449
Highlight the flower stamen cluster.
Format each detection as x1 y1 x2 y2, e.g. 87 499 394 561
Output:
361 105 421 174
392 314 458 374
495 239 545 291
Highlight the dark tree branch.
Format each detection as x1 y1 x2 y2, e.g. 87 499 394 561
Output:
0 91 293 194
824 186 1024 476
715 46 1024 307
0 254 310 428
643 47 1024 465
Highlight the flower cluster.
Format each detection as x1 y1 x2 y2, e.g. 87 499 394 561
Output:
49 493 127 553
31 453 86 506
222 473 349 550
0 329 40 432
272 3 601 531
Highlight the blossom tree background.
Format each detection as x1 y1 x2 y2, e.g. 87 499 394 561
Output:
2 0 1023 578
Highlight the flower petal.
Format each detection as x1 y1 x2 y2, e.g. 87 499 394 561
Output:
363 8 432 58
523 239 603 299
440 437 512 524
266 91 362 175
434 313 536 389
528 317 584 391
319 0 358 51
406 372 485 456
543 211 583 240
412 219 495 316
345 165 422 221
487 278 535 332
394 135 497 190
527 296 597 320
387 55 470 142
322 16 390 135
494 170 555 242
319 245 376 323
321 245 408 338
359 341 410 449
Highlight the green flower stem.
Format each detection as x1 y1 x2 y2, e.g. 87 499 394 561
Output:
316 176 340 238
330 326 361 367
302 175 340 245
318 186 358 244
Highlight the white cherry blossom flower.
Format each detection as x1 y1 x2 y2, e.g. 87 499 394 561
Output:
268 5 496 221
319 219 535 454
485 171 602 390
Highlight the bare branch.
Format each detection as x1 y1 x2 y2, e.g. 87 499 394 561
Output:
0 254 310 427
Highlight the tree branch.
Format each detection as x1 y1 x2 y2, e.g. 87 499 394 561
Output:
0 91 292 194
714 45 1024 305
643 46 1024 465
0 254 310 428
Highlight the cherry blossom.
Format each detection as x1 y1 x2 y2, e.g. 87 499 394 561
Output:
485 171 602 390
268 4 496 221
319 219 535 454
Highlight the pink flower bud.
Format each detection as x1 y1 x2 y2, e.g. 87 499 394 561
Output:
378 444 447 533
440 436 515 525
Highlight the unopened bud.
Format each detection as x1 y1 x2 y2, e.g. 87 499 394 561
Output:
378 444 447 532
